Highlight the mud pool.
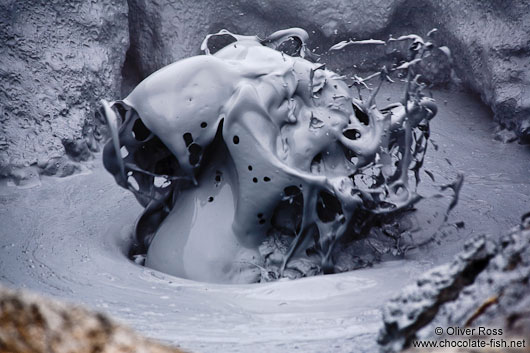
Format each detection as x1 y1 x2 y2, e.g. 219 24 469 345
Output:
1 85 529 353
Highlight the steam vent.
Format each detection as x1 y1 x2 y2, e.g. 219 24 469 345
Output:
1 2 529 353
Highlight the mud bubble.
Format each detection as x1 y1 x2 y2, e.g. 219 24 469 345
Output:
99 28 457 283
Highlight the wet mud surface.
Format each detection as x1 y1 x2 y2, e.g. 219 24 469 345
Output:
1 85 529 353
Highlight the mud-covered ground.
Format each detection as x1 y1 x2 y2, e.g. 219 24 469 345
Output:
1 85 529 353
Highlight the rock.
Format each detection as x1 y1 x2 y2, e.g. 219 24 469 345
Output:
61 137 92 162
125 0 530 141
8 166 41 188
0 0 129 179
0 285 185 353
494 127 519 144
40 156 81 177
1 1 528 174
406 1 530 142
124 0 407 92
378 217 530 352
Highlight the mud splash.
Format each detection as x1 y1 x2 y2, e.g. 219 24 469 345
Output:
99 28 455 283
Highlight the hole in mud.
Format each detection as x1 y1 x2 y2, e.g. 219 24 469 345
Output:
352 103 369 125
154 176 168 188
205 33 237 54
275 37 303 56
183 132 193 147
317 191 343 222
395 185 405 196
252 177 258 183
201 122 208 128
377 201 397 210
248 165 253 171
154 154 180 175
130 134 181 176
132 118 151 141
120 146 129 158
353 173 375 188
263 176 271 182
271 185 304 234
311 153 323 174
188 143 203 166
342 147 358 165
127 175 140 191
233 135 240 144
343 129 361 140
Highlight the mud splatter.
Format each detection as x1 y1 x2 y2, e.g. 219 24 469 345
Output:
99 28 455 283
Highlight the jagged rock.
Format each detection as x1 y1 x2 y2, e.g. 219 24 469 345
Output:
378 217 530 352
0 0 129 181
408 1 530 142
125 0 530 141
0 285 185 353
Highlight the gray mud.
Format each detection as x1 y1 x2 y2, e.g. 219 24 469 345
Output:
100 30 443 283
1 85 528 353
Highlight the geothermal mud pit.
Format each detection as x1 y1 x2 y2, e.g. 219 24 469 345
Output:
1 28 530 353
